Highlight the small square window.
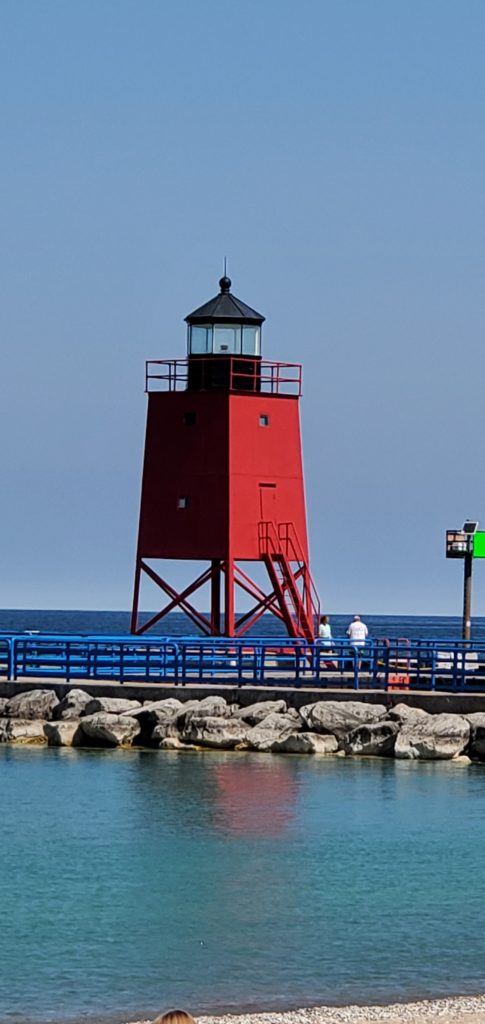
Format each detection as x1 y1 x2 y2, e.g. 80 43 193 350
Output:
259 414 270 427
177 496 189 509
183 412 197 426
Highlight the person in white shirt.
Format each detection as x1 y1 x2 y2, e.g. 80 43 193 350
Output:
347 615 369 670
318 615 332 646
346 615 368 646
317 614 336 669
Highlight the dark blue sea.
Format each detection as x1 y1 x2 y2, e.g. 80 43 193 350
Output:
0 608 484 640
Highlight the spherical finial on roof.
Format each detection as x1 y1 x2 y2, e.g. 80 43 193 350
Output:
219 275 232 293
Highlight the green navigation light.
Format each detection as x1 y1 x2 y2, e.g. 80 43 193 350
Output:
473 532 485 558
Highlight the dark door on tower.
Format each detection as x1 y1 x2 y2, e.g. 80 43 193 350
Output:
259 482 277 522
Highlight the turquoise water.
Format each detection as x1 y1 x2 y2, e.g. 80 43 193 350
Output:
1 749 485 1023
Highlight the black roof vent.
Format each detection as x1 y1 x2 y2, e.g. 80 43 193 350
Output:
185 276 265 326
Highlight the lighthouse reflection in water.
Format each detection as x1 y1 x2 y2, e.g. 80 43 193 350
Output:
212 756 297 836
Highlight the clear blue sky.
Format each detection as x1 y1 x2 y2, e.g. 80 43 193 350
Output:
1 0 484 616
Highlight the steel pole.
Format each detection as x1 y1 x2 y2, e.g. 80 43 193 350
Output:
210 559 221 635
224 558 235 636
462 550 473 641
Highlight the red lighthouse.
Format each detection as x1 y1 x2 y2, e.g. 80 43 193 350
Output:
131 275 319 639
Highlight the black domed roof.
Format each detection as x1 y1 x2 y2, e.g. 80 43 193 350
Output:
185 277 265 326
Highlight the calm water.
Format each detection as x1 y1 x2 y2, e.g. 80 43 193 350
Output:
1 749 485 1023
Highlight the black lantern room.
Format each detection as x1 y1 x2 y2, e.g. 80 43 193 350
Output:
185 276 265 391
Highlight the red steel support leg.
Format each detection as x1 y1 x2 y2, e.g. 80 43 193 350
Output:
224 558 235 636
130 558 142 634
211 559 222 634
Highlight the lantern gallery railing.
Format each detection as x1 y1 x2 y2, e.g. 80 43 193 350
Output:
145 358 303 396
3 634 485 691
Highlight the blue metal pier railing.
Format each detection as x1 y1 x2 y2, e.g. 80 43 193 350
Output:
1 633 485 690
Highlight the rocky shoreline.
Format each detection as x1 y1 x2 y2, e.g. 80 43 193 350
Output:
128 994 485 1024
2 688 485 760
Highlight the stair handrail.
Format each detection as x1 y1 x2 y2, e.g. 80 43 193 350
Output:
258 520 310 635
258 519 281 557
258 519 318 637
277 521 321 625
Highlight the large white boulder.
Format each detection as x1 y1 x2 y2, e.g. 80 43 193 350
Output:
132 700 191 745
181 715 248 749
53 689 92 720
394 713 470 760
6 719 47 744
5 689 60 721
128 698 185 721
44 721 84 746
84 697 142 716
386 703 431 724
233 700 287 724
150 717 184 745
344 720 400 756
245 712 299 752
299 700 386 739
181 695 234 721
80 713 141 747
464 713 485 729
275 732 339 754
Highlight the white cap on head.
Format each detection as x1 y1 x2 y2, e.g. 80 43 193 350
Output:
353 614 360 620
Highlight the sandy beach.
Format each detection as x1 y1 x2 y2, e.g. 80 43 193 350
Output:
130 996 485 1024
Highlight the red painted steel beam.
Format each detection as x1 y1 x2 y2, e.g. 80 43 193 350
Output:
130 559 142 634
136 561 214 635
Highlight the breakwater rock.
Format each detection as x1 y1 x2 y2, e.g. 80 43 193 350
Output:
0 689 482 762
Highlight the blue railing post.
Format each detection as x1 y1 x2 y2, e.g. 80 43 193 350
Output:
431 648 437 691
255 645 264 681
171 643 179 685
236 644 243 685
460 647 468 691
451 647 458 692
12 639 18 681
180 644 186 686
371 641 379 688
294 645 301 687
415 643 421 687
353 648 360 689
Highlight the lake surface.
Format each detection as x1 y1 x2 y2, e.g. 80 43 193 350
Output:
2 608 485 640
1 748 485 1023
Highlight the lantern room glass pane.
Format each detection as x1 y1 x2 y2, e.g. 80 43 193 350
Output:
242 326 260 355
189 326 211 354
213 325 242 354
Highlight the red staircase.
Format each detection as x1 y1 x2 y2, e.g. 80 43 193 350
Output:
259 521 320 641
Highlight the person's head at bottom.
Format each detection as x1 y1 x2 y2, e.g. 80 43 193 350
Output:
153 1011 196 1024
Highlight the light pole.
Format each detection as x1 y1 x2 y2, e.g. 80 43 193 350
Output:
446 520 479 641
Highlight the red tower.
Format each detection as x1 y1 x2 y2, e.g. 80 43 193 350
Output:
131 275 319 638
